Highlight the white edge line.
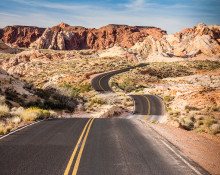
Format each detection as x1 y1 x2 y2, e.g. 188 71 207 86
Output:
0 120 42 140
161 140 202 175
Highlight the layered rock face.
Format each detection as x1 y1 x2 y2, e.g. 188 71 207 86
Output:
30 23 167 50
132 23 220 58
0 26 45 47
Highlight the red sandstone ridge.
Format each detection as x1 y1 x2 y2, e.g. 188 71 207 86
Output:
30 23 167 50
0 26 45 47
51 22 70 32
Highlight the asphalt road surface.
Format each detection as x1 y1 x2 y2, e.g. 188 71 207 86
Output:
0 118 209 175
129 95 166 121
91 64 148 93
91 64 165 119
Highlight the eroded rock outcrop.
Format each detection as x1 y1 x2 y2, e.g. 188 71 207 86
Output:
30 23 167 50
132 23 220 58
0 26 45 47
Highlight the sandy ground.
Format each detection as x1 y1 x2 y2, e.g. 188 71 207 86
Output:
146 121 220 175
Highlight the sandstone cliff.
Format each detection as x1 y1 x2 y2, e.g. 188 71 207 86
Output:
131 23 220 58
0 25 45 47
30 23 167 50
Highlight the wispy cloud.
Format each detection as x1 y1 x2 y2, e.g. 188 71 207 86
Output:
0 12 21 17
10 0 92 10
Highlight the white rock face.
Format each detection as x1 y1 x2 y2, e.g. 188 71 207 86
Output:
131 23 220 59
30 28 77 50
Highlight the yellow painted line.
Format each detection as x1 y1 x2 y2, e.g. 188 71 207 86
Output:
64 118 92 175
144 96 151 120
72 118 95 175
98 73 112 91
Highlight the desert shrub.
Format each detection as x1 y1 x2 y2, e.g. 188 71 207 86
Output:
52 93 77 112
197 116 204 120
118 78 135 92
79 83 92 93
90 98 105 106
0 125 12 135
189 115 196 122
26 100 45 109
189 61 220 71
10 116 21 124
21 107 47 121
212 106 220 112
209 124 220 135
0 126 4 135
59 83 80 98
35 89 51 99
149 63 192 79
10 107 25 116
0 104 10 118
195 128 205 133
49 110 58 118
185 106 200 111
203 119 217 127
163 95 174 102
194 120 204 128
183 119 194 130
42 110 50 119
0 96 6 105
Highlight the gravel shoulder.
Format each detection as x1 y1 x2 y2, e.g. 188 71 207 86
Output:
145 121 220 175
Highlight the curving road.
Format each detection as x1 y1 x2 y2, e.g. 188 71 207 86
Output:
91 64 148 93
0 64 209 175
91 64 166 120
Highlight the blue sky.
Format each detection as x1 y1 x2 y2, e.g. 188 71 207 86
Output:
0 0 219 33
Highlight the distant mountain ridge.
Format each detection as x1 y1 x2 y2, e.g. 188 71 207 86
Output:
0 23 166 50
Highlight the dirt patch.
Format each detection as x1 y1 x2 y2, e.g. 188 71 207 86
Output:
146 122 220 175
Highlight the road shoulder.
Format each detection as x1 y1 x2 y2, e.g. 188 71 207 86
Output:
144 121 220 175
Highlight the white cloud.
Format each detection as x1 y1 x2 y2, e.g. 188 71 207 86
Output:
10 0 93 10
0 12 21 17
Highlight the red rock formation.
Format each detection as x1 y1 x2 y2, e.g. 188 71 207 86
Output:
0 26 45 47
31 23 167 50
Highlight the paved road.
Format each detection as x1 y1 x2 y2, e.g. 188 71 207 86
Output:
129 95 166 121
0 118 209 175
91 64 147 93
91 64 165 119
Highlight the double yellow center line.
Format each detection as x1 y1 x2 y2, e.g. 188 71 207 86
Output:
64 118 95 175
99 73 113 92
143 96 151 120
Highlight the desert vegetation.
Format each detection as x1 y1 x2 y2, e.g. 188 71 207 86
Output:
0 96 58 135
110 60 220 135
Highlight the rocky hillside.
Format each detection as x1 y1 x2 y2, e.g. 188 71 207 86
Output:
0 23 166 50
0 26 45 47
131 23 220 58
0 40 17 54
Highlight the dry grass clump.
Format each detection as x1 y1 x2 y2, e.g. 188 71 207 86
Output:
0 104 10 118
21 107 51 121
0 125 12 135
